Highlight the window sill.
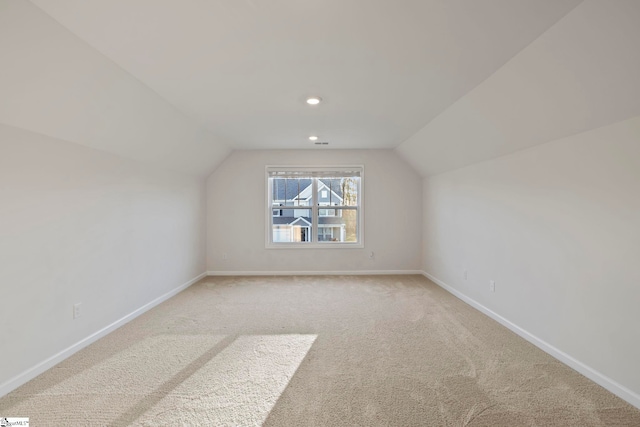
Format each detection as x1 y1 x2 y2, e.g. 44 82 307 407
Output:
266 242 364 249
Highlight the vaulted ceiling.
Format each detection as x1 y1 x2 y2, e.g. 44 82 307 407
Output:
2 1 639 177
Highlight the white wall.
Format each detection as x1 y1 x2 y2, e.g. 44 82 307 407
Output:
422 116 640 404
207 149 422 273
0 124 207 392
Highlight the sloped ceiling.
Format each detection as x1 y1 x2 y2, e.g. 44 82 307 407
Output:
0 1 232 177
3 1 638 177
397 0 640 176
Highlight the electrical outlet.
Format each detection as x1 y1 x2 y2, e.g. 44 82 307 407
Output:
73 303 82 319
489 280 495 293
463 269 468 280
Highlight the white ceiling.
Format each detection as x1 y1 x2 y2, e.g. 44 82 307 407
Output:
0 1 232 177
2 0 639 176
397 0 640 176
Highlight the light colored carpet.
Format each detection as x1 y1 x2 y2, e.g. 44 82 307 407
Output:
1 275 639 426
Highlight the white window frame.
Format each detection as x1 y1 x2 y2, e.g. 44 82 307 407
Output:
265 166 364 249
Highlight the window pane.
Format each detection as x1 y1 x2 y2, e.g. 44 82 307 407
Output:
339 178 359 206
272 178 313 207
271 208 312 243
319 177 359 207
318 208 357 243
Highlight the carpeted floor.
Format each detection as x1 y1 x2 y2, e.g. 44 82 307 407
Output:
1 275 639 426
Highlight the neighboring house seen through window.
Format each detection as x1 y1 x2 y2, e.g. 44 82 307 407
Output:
266 166 363 247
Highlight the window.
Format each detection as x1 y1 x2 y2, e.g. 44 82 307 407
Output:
266 166 363 247
318 208 336 217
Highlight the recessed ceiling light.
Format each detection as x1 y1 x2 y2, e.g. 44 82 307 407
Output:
306 97 322 105
309 136 318 141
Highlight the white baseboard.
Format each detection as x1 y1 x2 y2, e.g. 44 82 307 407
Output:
421 271 640 410
207 270 424 276
0 272 207 398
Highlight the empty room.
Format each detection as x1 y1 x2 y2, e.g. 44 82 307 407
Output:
1 0 639 425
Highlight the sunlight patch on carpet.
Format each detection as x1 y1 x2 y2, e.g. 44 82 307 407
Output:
2 335 226 424
133 334 317 426
44 335 227 397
